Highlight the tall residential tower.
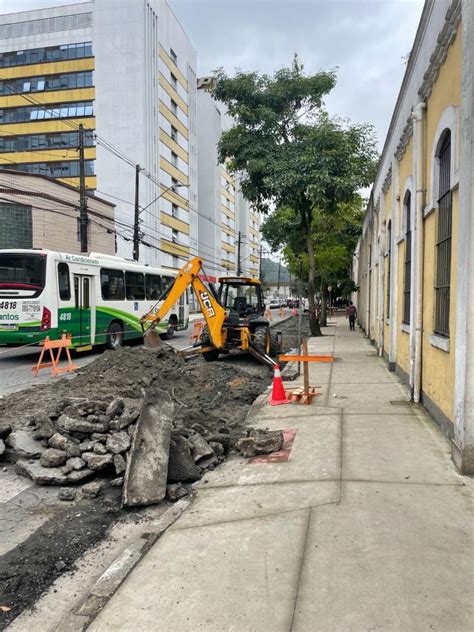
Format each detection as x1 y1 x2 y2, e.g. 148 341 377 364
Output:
0 0 197 269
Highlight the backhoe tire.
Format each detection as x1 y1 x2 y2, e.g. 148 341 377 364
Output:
269 331 279 357
253 326 271 356
200 326 220 362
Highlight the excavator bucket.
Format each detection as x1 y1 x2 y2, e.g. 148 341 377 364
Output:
143 326 162 349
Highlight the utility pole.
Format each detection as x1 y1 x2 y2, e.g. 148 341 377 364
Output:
277 257 281 292
133 164 141 261
237 231 242 276
78 124 88 253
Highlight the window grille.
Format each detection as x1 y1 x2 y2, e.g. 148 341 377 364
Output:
434 132 452 336
403 192 411 324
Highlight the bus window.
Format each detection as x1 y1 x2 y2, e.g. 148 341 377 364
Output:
74 276 79 308
145 274 162 300
162 275 174 299
100 268 125 300
58 262 70 300
0 252 46 297
125 271 145 300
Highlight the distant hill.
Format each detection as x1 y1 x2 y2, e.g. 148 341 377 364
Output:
261 257 291 283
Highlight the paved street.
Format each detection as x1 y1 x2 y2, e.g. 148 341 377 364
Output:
0 311 290 397
87 316 473 632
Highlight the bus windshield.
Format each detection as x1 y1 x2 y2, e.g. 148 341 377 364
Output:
0 253 46 291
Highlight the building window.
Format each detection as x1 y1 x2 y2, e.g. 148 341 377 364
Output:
434 131 452 337
170 73 177 89
172 229 179 244
0 71 93 96
57 263 71 301
3 160 94 178
170 48 177 64
172 255 179 268
0 101 93 124
171 126 178 142
0 42 93 68
171 151 178 167
0 202 32 249
403 191 412 324
386 220 391 319
170 100 178 116
0 130 93 153
171 177 178 191
171 203 179 218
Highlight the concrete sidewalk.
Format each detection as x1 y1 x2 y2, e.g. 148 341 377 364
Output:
89 317 473 632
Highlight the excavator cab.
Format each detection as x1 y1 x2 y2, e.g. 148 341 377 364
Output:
216 276 278 359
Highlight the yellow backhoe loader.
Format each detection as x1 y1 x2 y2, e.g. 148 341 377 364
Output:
141 256 279 364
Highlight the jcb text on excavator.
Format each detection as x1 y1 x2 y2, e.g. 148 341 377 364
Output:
140 256 279 365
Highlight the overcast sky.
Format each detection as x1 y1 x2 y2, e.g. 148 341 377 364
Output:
1 0 424 148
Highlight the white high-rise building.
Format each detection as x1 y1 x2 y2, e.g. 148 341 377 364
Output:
0 0 197 269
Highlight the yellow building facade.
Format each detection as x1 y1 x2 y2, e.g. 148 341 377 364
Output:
355 0 474 474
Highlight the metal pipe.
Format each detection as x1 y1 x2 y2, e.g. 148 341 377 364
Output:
412 102 426 403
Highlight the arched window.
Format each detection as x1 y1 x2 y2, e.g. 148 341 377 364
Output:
434 130 452 336
403 192 411 324
386 220 392 319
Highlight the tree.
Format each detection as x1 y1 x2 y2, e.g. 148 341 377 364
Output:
262 196 364 325
210 57 377 335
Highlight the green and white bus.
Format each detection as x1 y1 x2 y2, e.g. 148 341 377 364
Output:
0 249 189 350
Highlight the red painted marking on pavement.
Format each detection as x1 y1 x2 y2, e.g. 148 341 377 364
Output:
248 429 297 464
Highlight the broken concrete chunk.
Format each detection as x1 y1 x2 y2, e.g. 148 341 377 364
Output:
110 476 124 487
106 432 131 455
187 433 215 464
106 398 125 420
209 441 225 458
127 424 136 438
236 430 284 458
15 459 69 485
65 456 86 471
40 448 68 468
58 488 76 501
122 390 173 507
167 435 202 484
0 438 4 456
81 480 105 499
66 468 94 483
48 432 81 458
91 433 107 443
113 453 126 475
79 440 95 452
81 452 113 471
166 483 188 502
6 430 46 459
93 442 107 455
0 423 12 440
31 414 56 440
198 455 218 470
58 415 106 434
55 560 67 572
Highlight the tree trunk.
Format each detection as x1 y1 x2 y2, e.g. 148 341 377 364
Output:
307 231 322 337
320 285 328 327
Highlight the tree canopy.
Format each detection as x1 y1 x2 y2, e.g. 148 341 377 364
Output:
210 57 378 334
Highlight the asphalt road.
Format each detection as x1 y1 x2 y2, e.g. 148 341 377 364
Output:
0 310 291 398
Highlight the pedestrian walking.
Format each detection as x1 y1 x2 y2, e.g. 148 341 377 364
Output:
346 301 357 331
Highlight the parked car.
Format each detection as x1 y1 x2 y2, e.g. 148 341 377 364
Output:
268 299 280 309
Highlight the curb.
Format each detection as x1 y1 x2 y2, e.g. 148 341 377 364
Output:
73 497 192 630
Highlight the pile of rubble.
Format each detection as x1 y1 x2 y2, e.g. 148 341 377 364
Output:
1 345 284 504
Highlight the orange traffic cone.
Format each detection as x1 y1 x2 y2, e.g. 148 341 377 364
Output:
269 364 291 406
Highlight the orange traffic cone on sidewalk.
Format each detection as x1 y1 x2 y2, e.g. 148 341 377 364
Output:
269 364 291 406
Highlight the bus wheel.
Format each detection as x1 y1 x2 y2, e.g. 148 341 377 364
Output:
106 321 123 350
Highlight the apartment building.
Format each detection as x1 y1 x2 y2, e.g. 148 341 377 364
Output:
0 0 197 269
354 0 474 474
0 168 115 254
197 78 260 281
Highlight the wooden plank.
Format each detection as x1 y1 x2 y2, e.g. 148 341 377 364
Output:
278 354 334 363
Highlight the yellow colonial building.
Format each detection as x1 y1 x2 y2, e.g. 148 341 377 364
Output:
355 0 474 474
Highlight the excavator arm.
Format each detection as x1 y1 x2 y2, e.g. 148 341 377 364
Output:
141 257 226 349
